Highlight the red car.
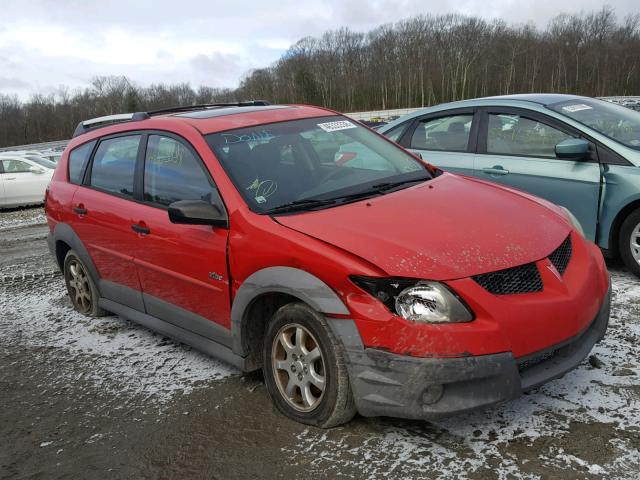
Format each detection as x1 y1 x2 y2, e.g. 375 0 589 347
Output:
45 102 611 427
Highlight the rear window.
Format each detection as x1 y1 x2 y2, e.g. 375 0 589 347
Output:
68 141 96 184
90 136 141 197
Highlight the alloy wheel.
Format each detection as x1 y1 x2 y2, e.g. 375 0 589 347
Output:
630 222 640 267
67 259 92 313
271 323 326 412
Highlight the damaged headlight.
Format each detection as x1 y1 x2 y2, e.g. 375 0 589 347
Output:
350 276 473 324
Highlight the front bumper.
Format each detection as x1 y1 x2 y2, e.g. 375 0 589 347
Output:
339 280 610 420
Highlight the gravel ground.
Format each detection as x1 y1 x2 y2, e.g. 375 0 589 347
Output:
1 206 639 479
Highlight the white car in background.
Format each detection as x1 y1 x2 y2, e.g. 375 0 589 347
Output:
0 156 54 208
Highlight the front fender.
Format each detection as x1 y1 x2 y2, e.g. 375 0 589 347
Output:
230 266 349 355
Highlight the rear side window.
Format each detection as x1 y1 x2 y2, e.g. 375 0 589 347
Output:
410 114 473 151
383 123 409 143
143 135 214 206
90 135 141 197
1 159 31 173
68 141 96 184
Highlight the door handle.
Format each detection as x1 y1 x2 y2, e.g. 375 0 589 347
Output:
482 166 510 176
131 224 150 235
5 176 16 180
73 206 87 215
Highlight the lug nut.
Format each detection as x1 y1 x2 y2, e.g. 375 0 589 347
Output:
290 365 296 372
297 373 303 381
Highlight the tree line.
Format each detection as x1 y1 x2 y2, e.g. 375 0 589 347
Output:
0 6 638 147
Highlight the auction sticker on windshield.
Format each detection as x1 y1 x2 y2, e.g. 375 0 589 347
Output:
318 120 357 132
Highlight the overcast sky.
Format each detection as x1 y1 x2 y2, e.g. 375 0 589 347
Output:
0 0 636 100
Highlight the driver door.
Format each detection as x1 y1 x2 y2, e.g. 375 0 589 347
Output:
475 109 601 240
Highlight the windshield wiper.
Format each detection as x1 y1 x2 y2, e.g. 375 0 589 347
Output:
263 175 431 215
371 175 431 192
262 198 339 215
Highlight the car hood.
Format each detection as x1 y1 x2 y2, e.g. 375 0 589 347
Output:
276 173 572 280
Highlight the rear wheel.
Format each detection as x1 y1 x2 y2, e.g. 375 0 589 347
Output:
619 208 640 278
262 303 356 428
63 250 107 317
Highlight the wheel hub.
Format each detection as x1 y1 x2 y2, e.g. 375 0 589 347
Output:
272 323 326 412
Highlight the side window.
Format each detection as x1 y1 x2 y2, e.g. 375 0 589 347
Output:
90 135 141 197
383 123 409 143
410 114 473 152
144 135 214 206
2 159 32 173
487 114 573 158
68 141 96 184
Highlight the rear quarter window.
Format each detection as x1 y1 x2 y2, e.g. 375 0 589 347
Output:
68 141 96 184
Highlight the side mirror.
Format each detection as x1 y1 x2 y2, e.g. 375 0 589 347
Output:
555 138 590 160
29 166 45 174
168 199 228 228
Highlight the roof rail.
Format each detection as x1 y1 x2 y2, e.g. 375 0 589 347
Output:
72 112 150 138
146 100 271 116
71 101 271 138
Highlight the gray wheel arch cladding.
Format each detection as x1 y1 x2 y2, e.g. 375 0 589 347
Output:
230 267 350 356
50 223 101 292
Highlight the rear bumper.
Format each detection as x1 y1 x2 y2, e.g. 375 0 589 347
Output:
339 280 610 420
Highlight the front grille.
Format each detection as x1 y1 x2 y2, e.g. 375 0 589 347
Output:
473 263 543 295
548 235 572 275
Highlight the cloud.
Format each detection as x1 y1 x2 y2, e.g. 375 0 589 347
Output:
0 0 637 99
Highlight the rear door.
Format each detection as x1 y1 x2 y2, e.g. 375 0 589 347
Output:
398 109 478 176
71 134 145 310
130 132 232 333
475 108 601 240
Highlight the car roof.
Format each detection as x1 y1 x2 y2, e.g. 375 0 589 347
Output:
480 93 586 105
379 94 591 131
70 104 340 144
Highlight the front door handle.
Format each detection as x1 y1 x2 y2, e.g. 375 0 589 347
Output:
482 166 510 176
131 223 150 235
4 176 16 180
73 206 87 215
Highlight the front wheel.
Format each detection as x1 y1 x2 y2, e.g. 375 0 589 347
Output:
618 208 640 278
262 303 356 428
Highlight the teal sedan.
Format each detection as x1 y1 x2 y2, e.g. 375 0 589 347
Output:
378 94 640 276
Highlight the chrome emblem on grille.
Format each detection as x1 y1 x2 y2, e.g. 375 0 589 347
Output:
546 263 562 281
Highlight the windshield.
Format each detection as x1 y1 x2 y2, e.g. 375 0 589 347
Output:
548 98 640 150
25 156 57 169
206 115 429 213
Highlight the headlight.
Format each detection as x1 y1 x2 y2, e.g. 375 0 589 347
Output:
560 207 584 237
350 276 473 324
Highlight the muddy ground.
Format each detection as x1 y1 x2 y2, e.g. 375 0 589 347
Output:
1 206 639 480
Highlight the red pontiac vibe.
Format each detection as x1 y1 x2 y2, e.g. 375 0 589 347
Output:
45 102 611 427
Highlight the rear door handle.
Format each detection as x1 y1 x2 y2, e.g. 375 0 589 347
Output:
5 176 16 180
131 224 150 235
482 166 510 176
73 206 87 215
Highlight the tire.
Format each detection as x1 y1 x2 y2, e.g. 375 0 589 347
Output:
618 209 640 278
63 250 107 317
262 303 356 428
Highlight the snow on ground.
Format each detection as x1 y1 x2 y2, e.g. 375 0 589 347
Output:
0 279 238 402
0 206 46 230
